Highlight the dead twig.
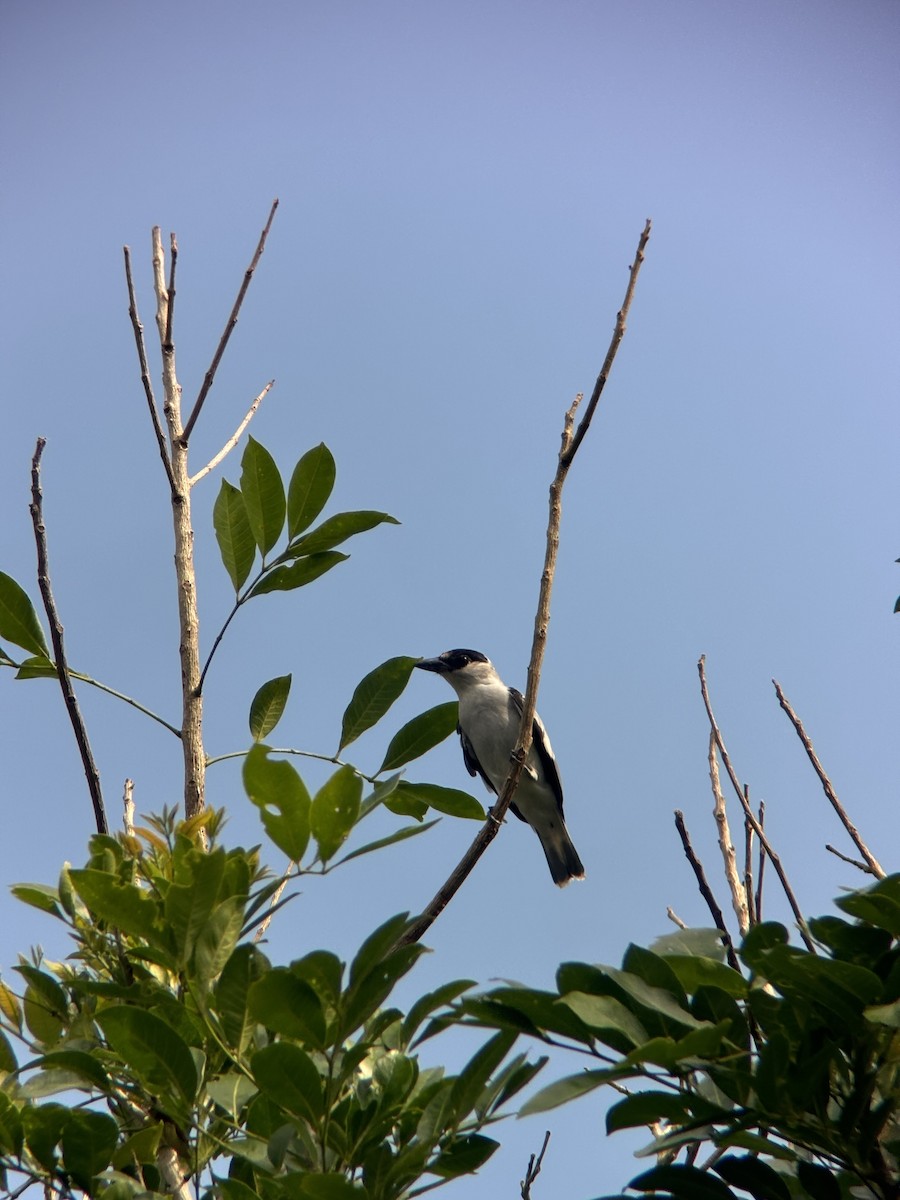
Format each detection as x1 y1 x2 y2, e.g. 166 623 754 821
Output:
743 785 755 926
182 198 279 442
124 246 176 492
773 679 884 879
755 801 766 921
189 380 274 485
396 221 651 948
521 1130 551 1199
698 657 815 952
709 731 749 936
29 439 108 834
674 810 740 972
666 907 687 929
826 843 873 875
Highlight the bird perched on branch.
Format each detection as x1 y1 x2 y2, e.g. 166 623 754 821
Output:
415 649 585 887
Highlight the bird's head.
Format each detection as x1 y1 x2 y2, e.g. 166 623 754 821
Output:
415 649 498 693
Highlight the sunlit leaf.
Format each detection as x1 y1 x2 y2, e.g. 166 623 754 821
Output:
0 572 49 657
97 1007 198 1111
14 655 57 680
10 883 64 920
518 1068 613 1115
252 1042 324 1124
311 766 362 863
248 551 348 598
243 744 311 861
339 656 419 751
288 510 399 556
393 781 484 820
248 969 326 1048
287 442 336 538
214 480 256 591
249 673 292 740
379 702 459 772
68 869 162 942
240 436 286 555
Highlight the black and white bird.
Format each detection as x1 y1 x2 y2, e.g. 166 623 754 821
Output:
415 649 585 887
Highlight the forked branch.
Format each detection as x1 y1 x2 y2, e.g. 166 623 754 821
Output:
397 220 651 947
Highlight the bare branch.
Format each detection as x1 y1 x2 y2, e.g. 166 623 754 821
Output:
123 779 135 836
521 1131 551 1199
698 656 815 952
674 810 740 972
666 906 687 929
189 380 274 485
563 219 651 466
709 730 748 936
29 439 108 834
773 678 885 879
254 861 295 943
743 785 755 926
396 222 651 948
755 800 766 922
182 198 279 443
826 843 876 875
164 233 178 350
124 246 176 491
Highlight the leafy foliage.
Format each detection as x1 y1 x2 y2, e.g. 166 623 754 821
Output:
0 813 543 1198
452 876 900 1199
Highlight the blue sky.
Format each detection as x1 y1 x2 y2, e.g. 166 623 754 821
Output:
1 1 898 1194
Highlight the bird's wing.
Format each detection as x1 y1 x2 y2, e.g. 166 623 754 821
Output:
458 723 498 795
508 687 565 816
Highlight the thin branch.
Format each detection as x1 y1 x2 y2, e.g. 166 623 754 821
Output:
29 439 108 834
755 801 766 922
562 219 651 466
253 861 295 944
123 779 135 836
164 233 178 350
396 221 651 948
666 907 687 929
825 843 874 875
182 198 279 443
773 678 885 879
743 785 755 926
189 380 274 485
698 656 815 952
521 1131 551 1200
708 730 749 936
674 810 741 972
124 245 177 491
67 670 182 737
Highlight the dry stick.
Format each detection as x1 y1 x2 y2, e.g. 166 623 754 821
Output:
674 810 740 972
773 679 885 879
743 785 755 927
189 380 275 485
123 246 177 493
666 906 688 929
521 1131 551 1200
181 198 279 443
708 730 749 936
755 800 766 921
698 657 815 952
826 843 871 874
29 439 108 835
396 220 652 948
151 227 205 822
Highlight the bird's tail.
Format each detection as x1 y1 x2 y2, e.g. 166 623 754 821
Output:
540 823 585 888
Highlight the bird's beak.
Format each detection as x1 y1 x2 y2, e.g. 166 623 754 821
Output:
415 657 449 674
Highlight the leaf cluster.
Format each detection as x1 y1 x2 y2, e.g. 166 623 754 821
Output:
0 814 543 1198
451 884 900 1199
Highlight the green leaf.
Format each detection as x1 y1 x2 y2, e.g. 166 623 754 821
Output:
450 1030 517 1118
111 1121 162 1170
403 979 476 1044
518 1068 611 1115
248 551 348 597
311 765 362 862
14 654 57 679
241 436 286 555
663 956 748 999
243 744 311 861
0 1091 24 1156
97 1007 198 1111
0 572 49 657
392 781 484 820
35 1050 110 1091
248 969 326 1048
249 673 292 740
714 1156 792 1200
430 1133 499 1179
61 1109 118 1191
23 1102 68 1172
0 1029 16 1073
606 1090 696 1133
561 992 648 1048
252 1042 324 1124
214 480 256 591
339 656 419 751
337 819 439 865
0 980 22 1032
17 965 67 1045
797 1161 842 1200
292 1177 369 1198
68 868 162 941
164 846 226 962
288 510 399 556
215 943 271 1053
631 1164 736 1199
379 702 459 772
650 927 728 960
288 442 337 538
10 882 64 919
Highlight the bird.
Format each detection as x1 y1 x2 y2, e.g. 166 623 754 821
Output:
415 649 585 887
